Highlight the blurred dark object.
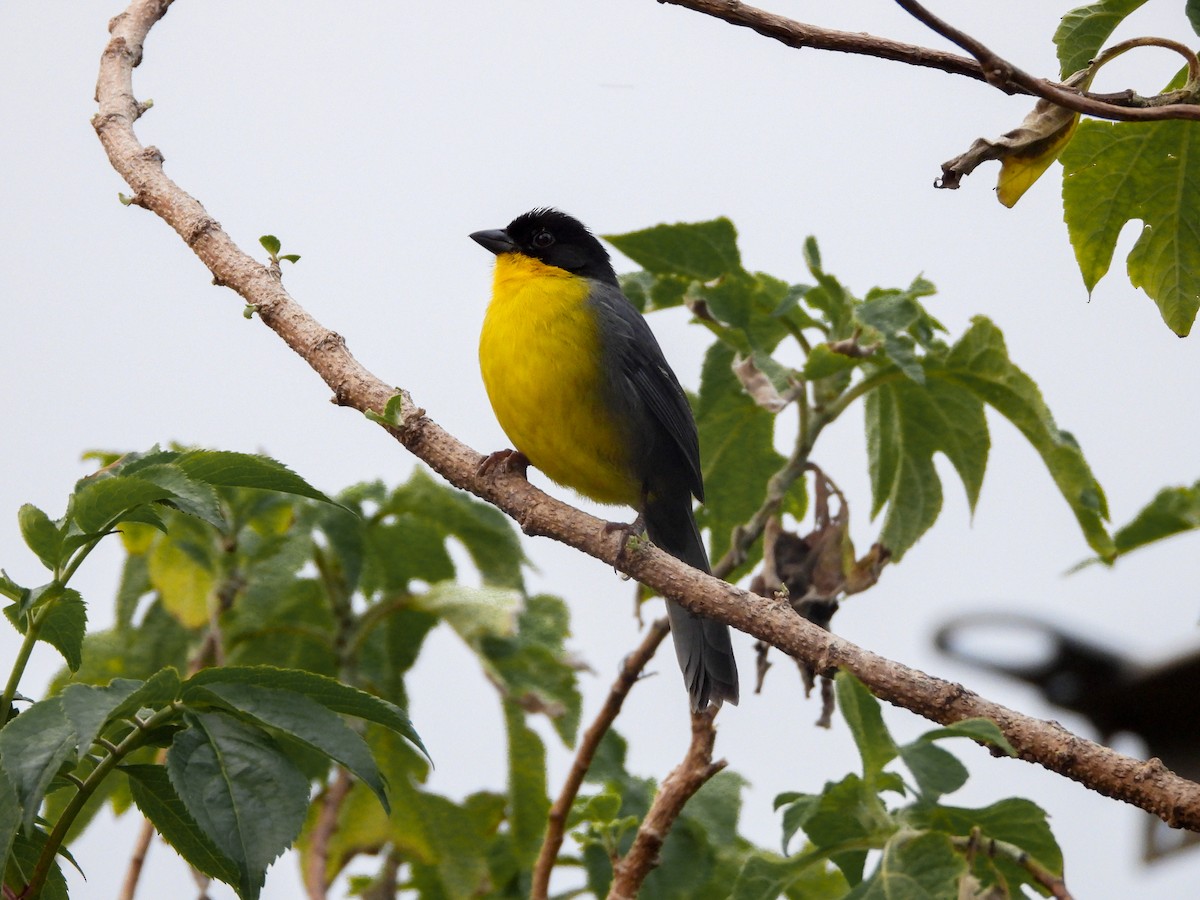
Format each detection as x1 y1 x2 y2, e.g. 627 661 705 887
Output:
936 612 1200 862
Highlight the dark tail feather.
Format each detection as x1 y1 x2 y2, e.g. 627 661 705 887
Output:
643 494 740 712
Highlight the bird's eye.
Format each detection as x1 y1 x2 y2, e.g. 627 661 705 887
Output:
532 230 554 249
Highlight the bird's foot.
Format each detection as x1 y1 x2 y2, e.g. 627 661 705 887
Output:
478 448 530 479
604 514 647 572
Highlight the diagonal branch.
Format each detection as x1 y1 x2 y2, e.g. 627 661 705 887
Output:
607 711 725 899
659 0 1200 121
95 0 1200 837
531 618 671 900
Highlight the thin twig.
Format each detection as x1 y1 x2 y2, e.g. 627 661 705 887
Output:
117 818 156 900
531 619 671 899
606 711 725 898
660 0 1200 121
94 0 1200 833
304 768 353 900
893 0 1200 120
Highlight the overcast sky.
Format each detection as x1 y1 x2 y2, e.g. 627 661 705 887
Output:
4 2 1200 897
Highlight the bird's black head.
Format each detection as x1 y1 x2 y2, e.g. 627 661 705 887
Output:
470 208 618 285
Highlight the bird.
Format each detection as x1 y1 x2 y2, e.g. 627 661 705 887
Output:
470 207 739 712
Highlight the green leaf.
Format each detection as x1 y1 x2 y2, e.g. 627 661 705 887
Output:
855 294 925 383
1109 480 1200 558
897 742 968 802
940 318 1113 559
259 234 281 256
106 667 184 724
909 798 1061 894
5 825 68 900
919 718 1016 756
126 464 226 529
803 344 863 381
604 218 742 281
148 535 215 629
71 475 175 534
174 450 335 505
1190 0 1200 37
168 710 310 899
414 582 522 645
568 789 624 828
185 681 389 812
60 679 143 760
776 774 885 882
865 365 988 560
695 341 785 571
1062 116 1200 336
0 767 19 885
18 505 62 570
503 701 549 867
0 697 76 832
4 590 86 672
733 852 848 900
279 254 301 264
856 831 967 899
802 237 855 338
386 467 528 590
1054 0 1148 77
185 666 426 761
123 763 242 886
835 673 898 781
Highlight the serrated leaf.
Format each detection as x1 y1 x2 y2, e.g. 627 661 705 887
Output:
865 364 988 560
605 218 742 281
0 697 76 832
186 681 389 813
128 464 226 529
909 798 1061 894
696 341 785 572
858 831 966 900
4 589 86 672
1054 0 1148 77
856 294 924 382
1062 116 1200 336
18 505 62 571
787 774 880 883
106 667 184 724
71 475 175 534
835 673 898 781
174 450 335 505
168 710 309 899
5 825 69 900
940 318 1113 559
185 666 426 761
123 763 242 886
60 680 143 760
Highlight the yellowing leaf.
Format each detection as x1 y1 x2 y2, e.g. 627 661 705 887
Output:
996 109 1080 207
148 538 215 628
119 521 159 554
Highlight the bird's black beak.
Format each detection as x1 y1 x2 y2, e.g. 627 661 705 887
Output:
470 228 516 256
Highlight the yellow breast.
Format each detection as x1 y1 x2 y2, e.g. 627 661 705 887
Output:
479 254 639 507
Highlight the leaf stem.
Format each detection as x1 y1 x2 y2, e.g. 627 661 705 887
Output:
24 702 182 898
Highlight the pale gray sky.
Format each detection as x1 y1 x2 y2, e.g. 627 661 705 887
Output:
3 2 1199 897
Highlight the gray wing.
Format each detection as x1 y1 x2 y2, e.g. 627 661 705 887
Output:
588 281 704 502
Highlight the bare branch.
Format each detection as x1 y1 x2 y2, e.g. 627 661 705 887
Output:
660 0 1200 121
96 0 1200 835
117 818 155 900
532 619 671 900
893 0 1200 121
607 712 725 898
304 768 353 900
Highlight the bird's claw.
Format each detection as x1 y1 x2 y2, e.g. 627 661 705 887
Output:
478 448 530 479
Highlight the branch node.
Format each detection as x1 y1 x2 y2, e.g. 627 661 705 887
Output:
184 215 220 248
141 144 163 164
